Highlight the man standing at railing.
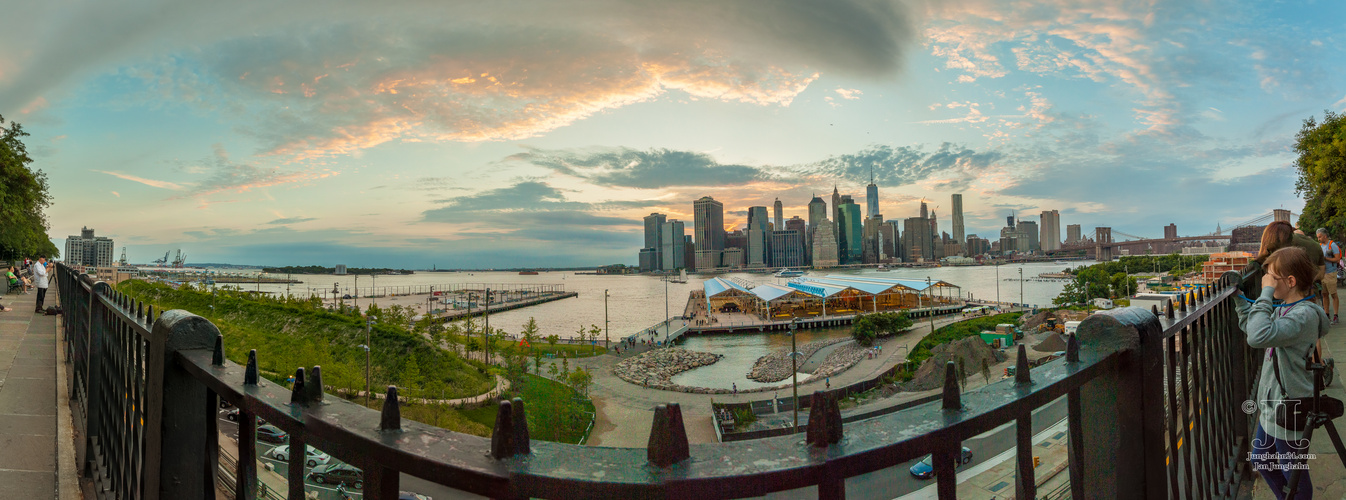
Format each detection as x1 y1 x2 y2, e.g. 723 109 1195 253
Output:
30 256 47 313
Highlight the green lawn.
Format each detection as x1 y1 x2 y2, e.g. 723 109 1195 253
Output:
459 374 595 444
117 280 495 400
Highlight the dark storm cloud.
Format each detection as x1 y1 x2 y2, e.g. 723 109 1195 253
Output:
511 147 766 188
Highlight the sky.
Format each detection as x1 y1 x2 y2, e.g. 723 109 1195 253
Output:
4 0 1345 268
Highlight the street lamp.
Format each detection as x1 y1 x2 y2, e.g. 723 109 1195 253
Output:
604 289 610 349
789 318 800 428
354 274 359 310
1018 267 1024 307
364 315 377 406
927 276 935 334
995 260 1001 304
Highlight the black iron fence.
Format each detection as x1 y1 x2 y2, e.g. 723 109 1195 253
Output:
57 262 1256 499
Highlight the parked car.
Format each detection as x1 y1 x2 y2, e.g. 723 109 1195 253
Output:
255 424 288 444
399 492 433 500
909 447 974 479
223 408 239 421
268 444 331 467
307 463 363 488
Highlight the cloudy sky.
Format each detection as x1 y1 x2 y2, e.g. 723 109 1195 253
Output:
6 0 1344 267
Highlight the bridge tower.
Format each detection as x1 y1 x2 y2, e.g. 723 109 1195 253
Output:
1096 227 1114 261
1273 209 1292 223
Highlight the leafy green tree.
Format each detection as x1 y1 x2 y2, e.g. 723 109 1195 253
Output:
401 352 422 390
851 314 877 346
588 324 603 354
981 358 991 386
546 334 560 352
567 367 593 397
0 116 58 260
1293 111 1346 235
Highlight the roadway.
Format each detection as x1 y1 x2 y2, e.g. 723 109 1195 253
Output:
217 409 469 500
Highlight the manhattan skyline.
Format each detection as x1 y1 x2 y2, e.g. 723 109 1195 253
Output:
4 1 1343 267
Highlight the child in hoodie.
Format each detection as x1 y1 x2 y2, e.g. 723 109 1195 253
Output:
1239 246 1330 499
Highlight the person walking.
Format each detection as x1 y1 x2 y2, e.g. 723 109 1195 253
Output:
30 257 48 313
1317 228 1341 324
1238 246 1329 498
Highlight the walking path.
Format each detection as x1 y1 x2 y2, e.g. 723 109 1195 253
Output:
577 310 1019 448
0 289 62 498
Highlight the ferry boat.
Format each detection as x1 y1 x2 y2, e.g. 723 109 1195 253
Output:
774 268 804 278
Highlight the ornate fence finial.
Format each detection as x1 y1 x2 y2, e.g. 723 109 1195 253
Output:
380 386 401 431
290 367 306 404
510 397 531 456
491 399 517 459
942 361 961 410
306 366 324 403
244 350 259 385
806 391 842 447
647 403 690 467
1066 333 1080 362
1015 344 1032 385
211 335 225 366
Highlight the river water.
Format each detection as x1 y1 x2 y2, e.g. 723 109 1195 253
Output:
207 262 1084 339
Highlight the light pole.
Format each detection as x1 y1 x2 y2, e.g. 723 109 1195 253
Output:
995 260 1001 304
364 315 376 406
604 289 610 349
927 276 935 334
789 318 800 428
354 274 359 310
371 273 377 305
1019 267 1024 307
484 287 491 364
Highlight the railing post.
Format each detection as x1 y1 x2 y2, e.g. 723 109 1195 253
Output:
1073 307 1166 499
142 310 222 500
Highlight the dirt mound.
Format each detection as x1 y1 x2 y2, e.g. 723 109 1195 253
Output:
1033 333 1068 352
904 336 1007 392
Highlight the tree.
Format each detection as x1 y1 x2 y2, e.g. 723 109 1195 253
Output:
567 367 593 397
1293 111 1346 235
957 357 967 392
588 324 603 354
852 314 877 346
981 358 991 386
546 334 560 352
0 116 58 260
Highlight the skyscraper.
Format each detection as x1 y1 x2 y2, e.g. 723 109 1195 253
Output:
838 200 863 264
807 195 828 260
866 167 880 220
642 213 666 271
65 227 115 268
920 200 929 219
1067 224 1082 244
951 194 964 244
660 220 686 271
882 221 901 261
747 206 769 268
811 220 839 267
832 185 841 240
1039 210 1060 251
773 198 783 230
903 217 933 263
693 196 725 253
770 230 806 268
1018 220 1040 252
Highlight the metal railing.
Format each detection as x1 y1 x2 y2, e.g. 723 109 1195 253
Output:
57 262 1256 499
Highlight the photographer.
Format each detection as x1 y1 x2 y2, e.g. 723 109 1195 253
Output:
1238 246 1330 498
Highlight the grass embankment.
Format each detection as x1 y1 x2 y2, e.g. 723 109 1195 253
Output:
458 374 596 443
117 281 494 400
907 312 1025 367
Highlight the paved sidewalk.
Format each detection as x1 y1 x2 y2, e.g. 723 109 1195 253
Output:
0 289 59 498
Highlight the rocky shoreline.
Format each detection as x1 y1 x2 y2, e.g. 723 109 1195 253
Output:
747 338 847 382
811 343 870 379
614 348 724 391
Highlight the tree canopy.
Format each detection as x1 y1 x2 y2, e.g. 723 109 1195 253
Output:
0 115 58 259
1294 110 1346 236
